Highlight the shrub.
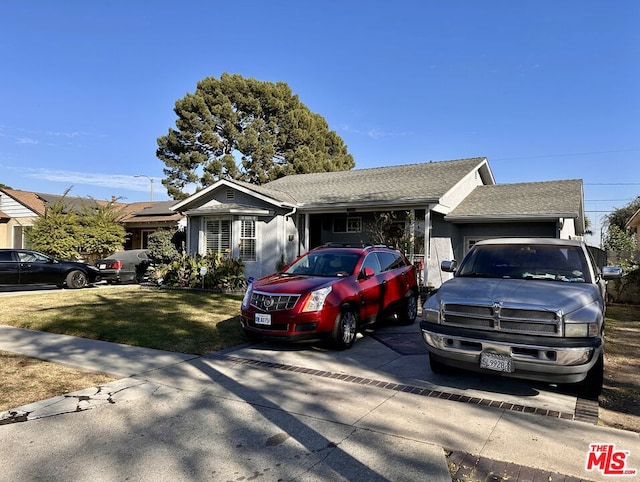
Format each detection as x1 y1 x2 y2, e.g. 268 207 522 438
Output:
148 230 181 265
154 250 246 291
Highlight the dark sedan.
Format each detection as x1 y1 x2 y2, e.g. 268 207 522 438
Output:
0 249 100 289
94 249 151 284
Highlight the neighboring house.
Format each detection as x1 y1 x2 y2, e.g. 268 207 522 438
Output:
0 188 184 252
171 157 586 289
0 188 46 249
625 207 640 247
117 201 185 249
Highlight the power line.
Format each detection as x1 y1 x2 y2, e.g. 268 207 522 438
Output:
585 183 640 186
492 149 640 161
585 199 634 202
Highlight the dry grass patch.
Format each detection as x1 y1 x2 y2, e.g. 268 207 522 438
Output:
599 304 640 432
0 350 115 412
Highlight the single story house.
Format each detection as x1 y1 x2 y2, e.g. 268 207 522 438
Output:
171 157 585 289
0 188 184 252
117 201 185 250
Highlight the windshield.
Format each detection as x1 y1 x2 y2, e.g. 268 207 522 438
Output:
456 244 591 283
284 252 360 277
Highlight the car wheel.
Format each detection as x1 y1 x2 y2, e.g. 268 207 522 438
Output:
66 270 88 289
573 351 604 399
332 307 357 350
397 292 418 325
429 352 452 375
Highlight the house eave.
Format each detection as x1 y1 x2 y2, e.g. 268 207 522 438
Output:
184 207 273 216
297 198 441 214
445 213 577 223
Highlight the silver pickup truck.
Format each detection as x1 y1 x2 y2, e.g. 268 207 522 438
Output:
420 238 621 397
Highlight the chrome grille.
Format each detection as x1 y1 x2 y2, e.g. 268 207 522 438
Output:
251 292 300 312
441 302 562 336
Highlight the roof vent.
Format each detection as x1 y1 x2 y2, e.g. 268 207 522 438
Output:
226 190 235 201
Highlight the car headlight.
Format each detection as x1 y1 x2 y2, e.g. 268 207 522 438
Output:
565 323 599 337
301 286 332 312
422 307 441 324
421 298 442 324
241 285 253 308
564 301 601 337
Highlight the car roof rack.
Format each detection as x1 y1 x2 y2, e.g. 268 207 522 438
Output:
316 243 399 250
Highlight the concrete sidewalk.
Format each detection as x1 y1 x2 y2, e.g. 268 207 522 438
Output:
1 324 638 481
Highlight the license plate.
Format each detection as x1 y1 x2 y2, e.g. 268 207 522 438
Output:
99 264 107 269
255 313 272 326
480 352 513 373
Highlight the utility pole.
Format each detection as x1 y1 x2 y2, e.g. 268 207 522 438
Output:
135 175 154 202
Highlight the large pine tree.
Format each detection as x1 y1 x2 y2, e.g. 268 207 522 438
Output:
157 73 355 200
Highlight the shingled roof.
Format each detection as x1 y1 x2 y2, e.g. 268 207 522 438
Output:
446 179 584 223
118 200 182 224
262 157 492 206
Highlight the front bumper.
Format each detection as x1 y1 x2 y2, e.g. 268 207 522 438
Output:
240 308 335 342
420 322 602 384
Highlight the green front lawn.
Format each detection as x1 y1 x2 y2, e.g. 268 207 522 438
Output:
0 285 246 355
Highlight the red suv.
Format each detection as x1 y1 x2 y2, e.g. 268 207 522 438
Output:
240 244 418 349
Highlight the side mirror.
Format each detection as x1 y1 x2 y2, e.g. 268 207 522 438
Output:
441 260 456 273
601 266 622 280
360 267 375 279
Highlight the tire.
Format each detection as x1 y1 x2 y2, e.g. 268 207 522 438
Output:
429 352 452 375
66 270 88 289
332 307 358 350
574 351 604 399
397 292 418 325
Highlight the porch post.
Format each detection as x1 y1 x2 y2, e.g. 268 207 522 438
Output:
424 206 431 287
409 209 416 259
304 213 310 253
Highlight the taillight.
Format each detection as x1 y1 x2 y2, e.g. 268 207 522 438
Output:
110 260 123 269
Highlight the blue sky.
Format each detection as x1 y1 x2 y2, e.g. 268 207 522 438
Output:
1 1 638 246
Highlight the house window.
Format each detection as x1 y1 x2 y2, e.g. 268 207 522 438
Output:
239 217 256 261
12 226 32 249
333 217 362 233
205 218 231 254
